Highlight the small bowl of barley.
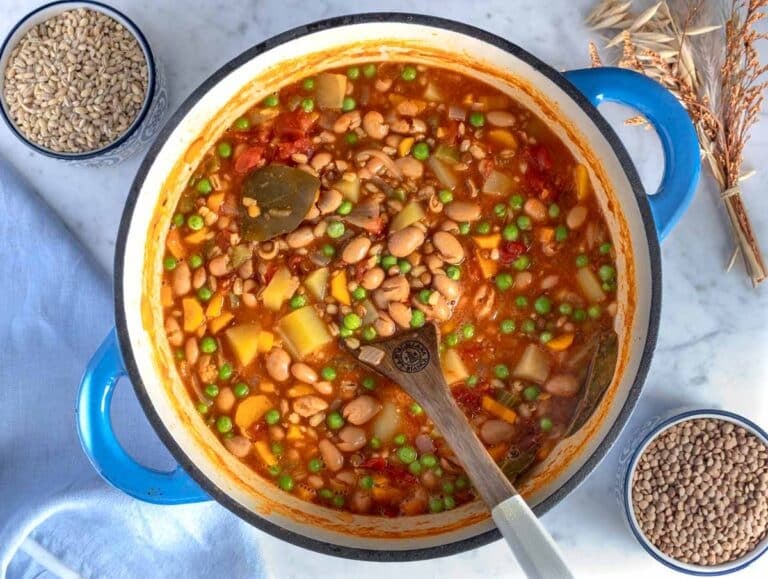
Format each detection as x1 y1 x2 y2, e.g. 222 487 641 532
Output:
0 1 166 165
622 409 768 575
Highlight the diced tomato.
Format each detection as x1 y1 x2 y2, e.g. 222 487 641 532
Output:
276 137 313 161
234 146 265 174
215 230 232 252
452 386 483 413
361 457 416 485
499 241 525 265
529 144 553 172
441 120 460 145
361 457 388 470
275 111 317 139
262 263 279 285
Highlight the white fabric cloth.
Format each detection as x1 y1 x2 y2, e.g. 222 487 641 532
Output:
0 158 265 578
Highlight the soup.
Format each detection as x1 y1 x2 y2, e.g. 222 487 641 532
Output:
161 61 617 516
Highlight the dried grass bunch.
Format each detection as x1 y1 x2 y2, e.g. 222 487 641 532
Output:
587 0 768 286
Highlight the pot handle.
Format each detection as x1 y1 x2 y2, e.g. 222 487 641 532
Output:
563 67 700 240
76 328 209 504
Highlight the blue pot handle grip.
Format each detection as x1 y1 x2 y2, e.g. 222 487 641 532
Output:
76 329 209 504
564 67 701 240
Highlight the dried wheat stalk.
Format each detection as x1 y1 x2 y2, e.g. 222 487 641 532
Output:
587 0 768 286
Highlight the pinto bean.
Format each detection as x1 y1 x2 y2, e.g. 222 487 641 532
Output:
342 236 372 264
362 110 389 139
486 110 516 127
361 267 385 290
524 198 548 222
172 262 191 296
319 439 344 472
216 386 236 413
342 395 382 425
395 156 424 179
433 231 464 264
350 490 372 514
415 434 435 454
424 254 444 273
373 275 409 307
388 226 425 258
317 189 343 214
286 226 315 249
445 201 481 222
165 316 183 347
224 435 252 458
333 110 361 134
480 419 516 444
291 362 318 383
192 266 207 290
265 348 291 382
374 314 396 337
310 151 333 171
337 425 367 451
541 274 559 290
432 273 460 300
388 302 412 328
566 205 588 230
515 271 533 290
238 258 254 279
184 336 199 365
293 395 329 417
313 380 333 396
269 425 285 441
545 373 580 397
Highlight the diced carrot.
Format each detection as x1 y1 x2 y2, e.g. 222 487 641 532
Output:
254 440 277 466
182 297 205 332
488 442 511 462
331 270 351 305
398 137 414 157
482 395 518 424
205 293 225 318
235 394 272 431
472 234 501 249
184 228 209 245
536 227 554 243
295 486 314 501
259 382 275 393
166 228 186 260
206 192 225 212
574 164 590 200
488 129 518 149
161 285 173 308
209 312 234 334
286 384 315 398
257 330 274 352
195 324 207 338
477 256 499 279
546 333 574 352
286 425 303 440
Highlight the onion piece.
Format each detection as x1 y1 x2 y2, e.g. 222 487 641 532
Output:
428 156 458 189
448 104 467 121
356 149 402 180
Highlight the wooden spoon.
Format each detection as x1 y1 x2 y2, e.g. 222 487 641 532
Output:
347 323 573 579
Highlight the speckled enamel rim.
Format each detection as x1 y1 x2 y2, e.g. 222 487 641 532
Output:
623 409 768 575
0 0 156 160
114 13 662 561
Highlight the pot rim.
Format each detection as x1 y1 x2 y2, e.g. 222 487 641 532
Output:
114 12 661 561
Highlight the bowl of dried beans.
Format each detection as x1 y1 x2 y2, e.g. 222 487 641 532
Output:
623 409 768 575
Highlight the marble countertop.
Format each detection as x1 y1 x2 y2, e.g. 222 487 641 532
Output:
2 0 767 577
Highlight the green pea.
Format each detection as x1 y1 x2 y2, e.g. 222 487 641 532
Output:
362 377 376 390
326 221 345 238
466 375 479 387
540 417 554 432
397 446 418 464
539 331 553 344
500 319 516 334
332 494 345 508
163 256 177 271
361 326 377 341
599 242 613 255
469 111 485 127
196 402 209 415
278 474 294 492
175 349 185 361
444 496 456 510
455 475 469 490
337 200 353 215
548 203 560 218
393 433 407 446
522 319 536 333
446 265 461 280
398 259 412 274
588 305 602 319
196 178 212 195
476 221 491 235
271 441 284 456
496 272 514 291
189 254 203 268
172 213 185 227
359 475 374 489
363 63 377 78
321 244 335 258
342 97 356 112
458 222 471 235
523 386 540 401
534 296 552 314
234 117 250 130
410 309 426 328
321 366 337 381
555 225 568 242
494 364 510 379
327 411 344 430
573 309 587 322
410 403 423 416
347 66 360 80
409 461 423 475
204 384 219 398
218 363 233 381
302 77 315 91
289 295 307 309
369 436 382 449
401 65 417 81
345 132 358 145
420 454 438 468
412 142 430 160
575 254 589 268
502 224 519 241
343 313 362 331
319 488 333 499
263 94 279 107
301 98 314 113
515 295 528 308
418 289 433 304
558 303 573 316
513 255 531 270
381 255 397 269
267 465 281 477
196 336 217 355
509 194 524 210
234 382 249 398
216 416 232 433
441 481 455 495
197 287 213 302
462 324 475 340
599 265 616 281
444 333 459 348
217 141 232 158
516 215 532 231
352 287 367 301
438 189 454 204
429 496 445 513
264 409 280 425
308 457 323 473
494 203 507 218
187 214 204 231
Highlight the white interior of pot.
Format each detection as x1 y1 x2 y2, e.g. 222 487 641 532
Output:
121 21 653 551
